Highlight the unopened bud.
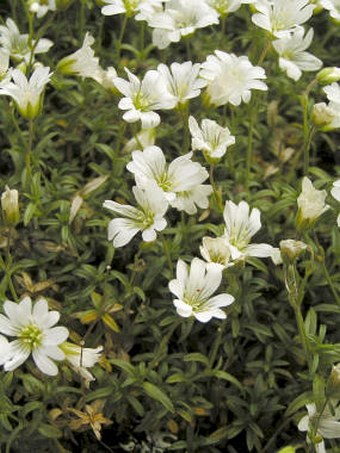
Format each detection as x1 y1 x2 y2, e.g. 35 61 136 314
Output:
296 177 330 231
326 363 340 397
317 67 340 85
277 447 296 453
311 102 336 128
280 239 308 265
1 186 19 226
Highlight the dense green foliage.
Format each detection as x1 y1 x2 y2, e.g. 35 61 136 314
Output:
0 1 339 452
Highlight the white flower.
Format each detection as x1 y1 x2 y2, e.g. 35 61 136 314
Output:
311 102 338 129
101 0 164 17
58 33 112 86
298 403 340 453
0 335 11 366
324 82 340 104
320 0 340 21
272 26 322 81
169 258 235 322
157 61 207 106
223 200 276 260
331 179 340 202
296 177 330 229
251 0 315 37
171 184 213 214
317 67 340 85
147 0 219 50
207 0 254 16
126 146 212 214
114 68 176 129
0 66 53 119
0 18 53 65
103 182 168 247
200 50 267 107
61 342 103 387
189 116 235 160
331 179 340 227
0 49 10 81
29 0 56 18
123 128 156 153
0 297 69 376
1 186 19 225
320 83 340 129
200 237 234 271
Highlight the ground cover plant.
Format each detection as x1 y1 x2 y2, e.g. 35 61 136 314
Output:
0 0 340 452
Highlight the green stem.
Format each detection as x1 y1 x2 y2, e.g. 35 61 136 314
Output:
209 325 224 367
314 233 340 305
25 119 34 190
285 264 311 370
209 165 223 212
257 40 271 66
117 14 128 62
246 102 256 192
161 236 173 275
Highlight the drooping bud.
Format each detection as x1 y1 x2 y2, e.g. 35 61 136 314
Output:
311 102 337 129
296 177 330 231
1 186 20 226
317 67 340 85
279 239 308 265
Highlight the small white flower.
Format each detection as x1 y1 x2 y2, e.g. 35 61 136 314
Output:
57 33 113 86
320 0 340 22
123 128 156 153
61 342 103 387
298 403 340 453
103 182 168 247
200 237 234 271
101 0 164 17
126 146 212 214
296 177 330 229
319 83 340 129
273 26 322 81
251 0 315 38
331 179 340 202
114 68 176 129
0 66 53 119
29 0 56 18
331 179 340 227
223 200 276 260
200 50 267 107
169 258 235 322
147 0 219 50
189 116 235 160
1 186 19 226
0 49 10 81
0 18 53 65
0 296 69 376
57 32 100 78
157 61 207 106
207 0 255 16
324 82 340 104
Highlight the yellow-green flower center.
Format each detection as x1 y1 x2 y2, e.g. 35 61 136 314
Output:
20 324 43 349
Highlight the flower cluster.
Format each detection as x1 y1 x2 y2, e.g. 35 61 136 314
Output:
0 297 102 379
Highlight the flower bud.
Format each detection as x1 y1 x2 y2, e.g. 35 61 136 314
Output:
280 239 308 265
311 102 337 129
317 67 340 85
277 447 296 453
1 186 20 226
296 177 330 231
326 363 340 397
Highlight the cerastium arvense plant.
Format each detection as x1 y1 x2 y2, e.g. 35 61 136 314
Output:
0 0 339 451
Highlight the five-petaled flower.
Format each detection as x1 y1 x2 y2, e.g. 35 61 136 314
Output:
0 296 69 376
169 258 235 322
